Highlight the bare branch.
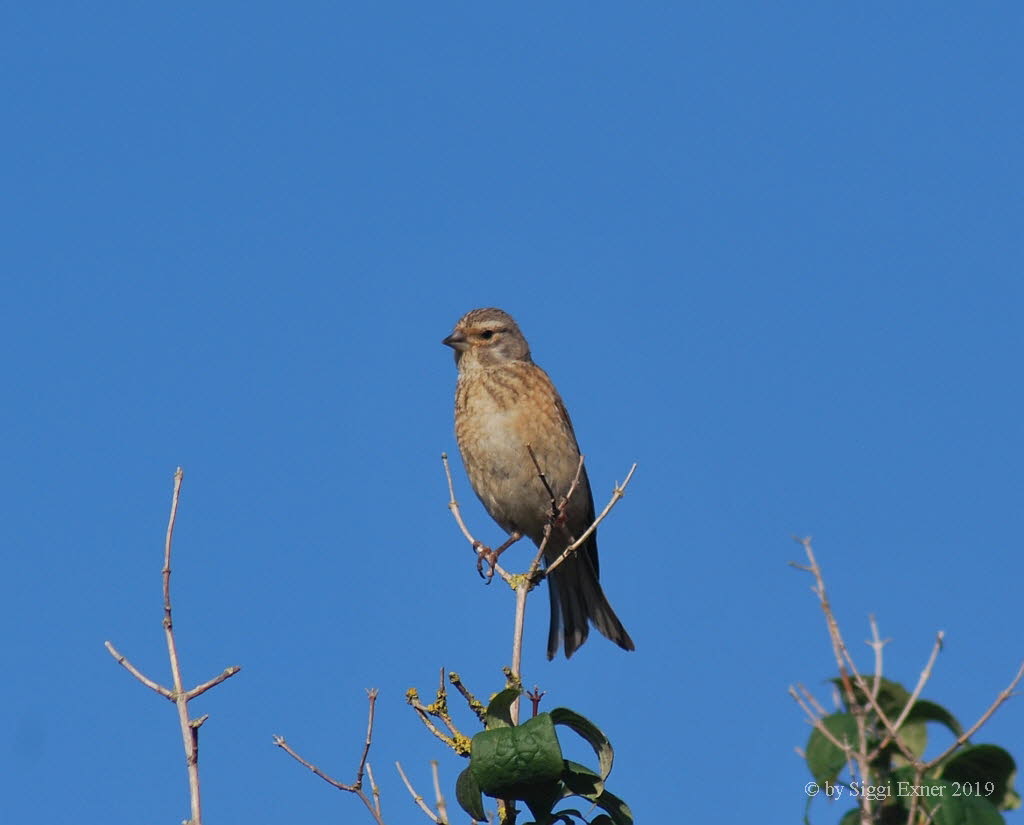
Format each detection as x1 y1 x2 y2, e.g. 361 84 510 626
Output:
448 672 486 724
186 666 242 701
867 631 945 761
406 681 470 755
104 641 173 699
510 580 528 725
526 454 586 579
431 760 449 825
356 689 380 787
273 735 354 790
796 683 827 717
544 463 638 577
159 468 204 825
106 468 238 825
273 690 386 825
441 453 512 585
794 537 922 767
396 762 443 824
926 660 1024 769
789 685 854 753
365 762 382 818
867 615 887 703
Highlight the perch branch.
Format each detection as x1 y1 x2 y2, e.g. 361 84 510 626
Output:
442 453 512 585
544 463 637 577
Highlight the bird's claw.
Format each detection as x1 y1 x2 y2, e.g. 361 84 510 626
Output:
475 544 498 583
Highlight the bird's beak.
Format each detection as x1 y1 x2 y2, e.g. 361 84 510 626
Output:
442 330 468 350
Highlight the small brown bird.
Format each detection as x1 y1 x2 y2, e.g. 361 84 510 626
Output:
443 308 634 659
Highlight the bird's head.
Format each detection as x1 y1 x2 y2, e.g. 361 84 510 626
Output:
442 308 532 369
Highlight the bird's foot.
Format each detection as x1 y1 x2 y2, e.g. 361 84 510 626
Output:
475 543 499 582
474 532 524 584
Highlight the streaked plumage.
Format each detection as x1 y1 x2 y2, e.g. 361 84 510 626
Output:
443 308 634 659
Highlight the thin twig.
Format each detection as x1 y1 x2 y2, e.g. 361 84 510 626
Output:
545 463 637 577
366 762 382 818
527 454 586 579
442 453 512 585
448 672 487 724
187 666 243 701
355 689 380 786
867 615 887 703
867 631 945 761
788 685 854 753
795 538 921 763
431 760 449 825
396 761 442 824
274 735 355 790
160 469 204 825
103 641 173 698
406 682 470 755
793 537 894 801
105 468 241 825
925 660 1024 769
796 683 827 717
273 690 386 825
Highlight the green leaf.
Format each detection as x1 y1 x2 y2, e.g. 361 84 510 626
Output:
941 744 1018 811
455 766 487 821
470 712 564 798
893 719 927 763
915 780 1005 825
484 687 522 729
520 779 566 822
549 706 614 780
561 760 603 798
837 809 860 825
590 788 634 825
905 698 964 738
806 713 858 784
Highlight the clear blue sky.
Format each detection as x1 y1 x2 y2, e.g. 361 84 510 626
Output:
2 4 1021 824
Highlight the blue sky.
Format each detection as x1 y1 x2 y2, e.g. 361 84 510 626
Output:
2 4 1021 824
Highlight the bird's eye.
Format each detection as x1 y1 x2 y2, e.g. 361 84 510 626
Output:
480 330 495 340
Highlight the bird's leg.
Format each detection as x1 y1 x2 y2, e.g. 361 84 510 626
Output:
476 531 523 582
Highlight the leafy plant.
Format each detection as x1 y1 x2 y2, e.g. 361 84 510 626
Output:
457 689 633 825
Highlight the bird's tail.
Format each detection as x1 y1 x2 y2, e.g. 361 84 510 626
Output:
546 550 634 659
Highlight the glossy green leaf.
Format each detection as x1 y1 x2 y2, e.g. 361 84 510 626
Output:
561 759 603 798
470 712 564 798
549 706 613 780
591 788 634 825
915 780 1005 825
905 698 964 737
484 687 521 729
455 765 487 821
941 744 1018 811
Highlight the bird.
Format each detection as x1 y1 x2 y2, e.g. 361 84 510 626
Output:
442 307 634 659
